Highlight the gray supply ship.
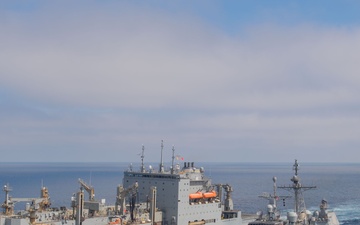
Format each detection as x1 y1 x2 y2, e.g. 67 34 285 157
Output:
0 142 242 225
248 160 339 225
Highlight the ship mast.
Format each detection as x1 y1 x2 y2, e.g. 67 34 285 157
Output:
159 140 164 173
278 159 316 214
258 177 291 221
140 145 145 173
171 145 175 174
2 184 13 215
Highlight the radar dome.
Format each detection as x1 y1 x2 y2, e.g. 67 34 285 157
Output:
273 177 277 182
306 210 312 218
287 212 298 223
291 175 299 183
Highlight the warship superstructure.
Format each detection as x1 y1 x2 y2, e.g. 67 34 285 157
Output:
248 177 290 225
249 160 339 225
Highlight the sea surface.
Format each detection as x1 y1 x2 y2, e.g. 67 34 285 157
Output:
0 162 358 225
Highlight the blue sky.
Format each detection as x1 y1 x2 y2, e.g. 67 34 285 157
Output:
1 1 360 163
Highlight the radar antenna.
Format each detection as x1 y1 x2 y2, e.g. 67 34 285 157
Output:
293 159 299 176
278 159 316 214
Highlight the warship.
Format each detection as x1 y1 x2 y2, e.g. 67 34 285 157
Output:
0 141 242 225
248 160 339 225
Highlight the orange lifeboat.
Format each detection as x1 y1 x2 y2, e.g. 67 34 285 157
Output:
203 190 217 198
189 192 203 199
109 217 121 225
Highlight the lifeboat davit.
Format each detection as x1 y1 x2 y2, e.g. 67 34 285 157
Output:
189 192 203 199
203 190 217 198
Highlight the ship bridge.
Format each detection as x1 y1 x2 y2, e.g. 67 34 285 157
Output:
122 160 240 225
178 162 205 181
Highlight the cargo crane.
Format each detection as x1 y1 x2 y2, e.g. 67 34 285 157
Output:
78 178 95 201
1 184 50 218
215 183 234 211
115 181 138 218
77 178 100 217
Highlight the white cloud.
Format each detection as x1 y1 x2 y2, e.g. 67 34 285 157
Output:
2 13 360 108
1 2 360 162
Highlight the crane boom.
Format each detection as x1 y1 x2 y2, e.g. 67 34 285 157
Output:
10 197 45 203
78 178 95 201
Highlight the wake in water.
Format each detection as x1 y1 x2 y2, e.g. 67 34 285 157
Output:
331 201 359 225
341 219 360 225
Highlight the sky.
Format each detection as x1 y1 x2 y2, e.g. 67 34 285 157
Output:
1 1 360 163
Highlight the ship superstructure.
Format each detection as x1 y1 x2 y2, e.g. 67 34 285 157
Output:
278 160 316 216
248 177 290 225
250 160 339 225
280 160 339 225
119 142 242 225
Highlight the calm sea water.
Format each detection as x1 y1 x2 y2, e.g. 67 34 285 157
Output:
0 162 358 225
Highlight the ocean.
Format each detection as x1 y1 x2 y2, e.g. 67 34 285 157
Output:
0 162 358 225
